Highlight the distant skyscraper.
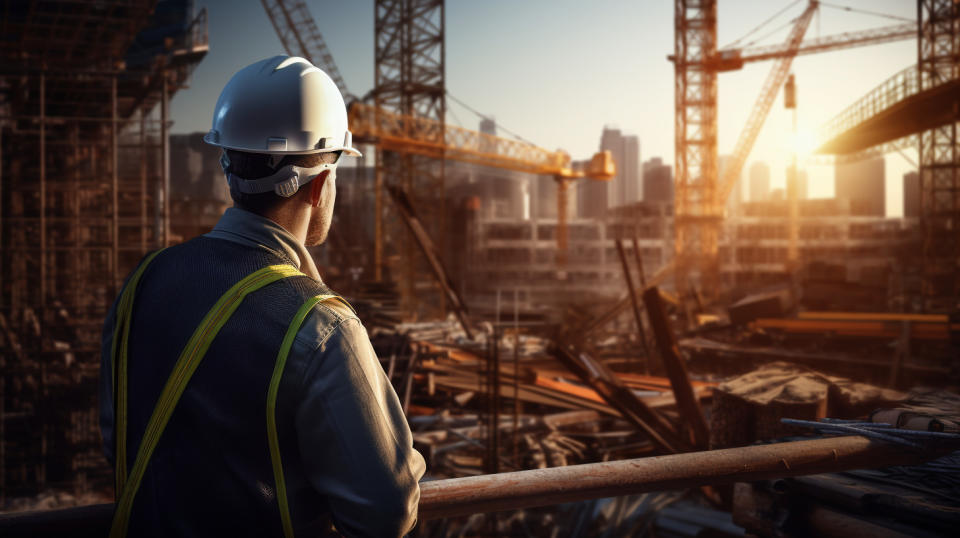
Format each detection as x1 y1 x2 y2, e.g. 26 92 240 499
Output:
749 162 770 202
600 127 641 210
720 154 742 216
904 171 920 218
835 156 885 216
579 170 609 218
643 157 673 203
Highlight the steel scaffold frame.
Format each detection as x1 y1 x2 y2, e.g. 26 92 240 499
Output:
918 0 960 312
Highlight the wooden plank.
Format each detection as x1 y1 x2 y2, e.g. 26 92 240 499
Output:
753 318 954 340
6 436 957 532
798 311 947 323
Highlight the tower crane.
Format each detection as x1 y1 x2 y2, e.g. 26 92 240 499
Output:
673 0 916 303
262 0 613 269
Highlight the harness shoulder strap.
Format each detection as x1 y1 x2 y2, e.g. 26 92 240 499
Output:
112 248 165 494
267 293 349 538
110 264 304 538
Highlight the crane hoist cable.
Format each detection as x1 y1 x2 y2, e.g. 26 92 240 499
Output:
819 2 915 23
722 0 802 51
740 16 805 49
445 91 539 147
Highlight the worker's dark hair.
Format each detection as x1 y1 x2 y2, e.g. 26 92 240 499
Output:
225 150 327 214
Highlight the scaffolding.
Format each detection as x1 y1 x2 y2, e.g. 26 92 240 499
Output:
0 0 207 500
919 0 960 312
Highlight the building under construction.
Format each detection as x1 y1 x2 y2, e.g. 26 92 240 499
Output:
0 0 959 536
0 0 207 500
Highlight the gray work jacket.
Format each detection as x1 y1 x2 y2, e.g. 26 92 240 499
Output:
99 207 425 537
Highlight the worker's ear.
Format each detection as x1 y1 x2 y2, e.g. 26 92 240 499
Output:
310 170 330 208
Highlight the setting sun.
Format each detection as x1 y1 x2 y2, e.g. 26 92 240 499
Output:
791 128 819 159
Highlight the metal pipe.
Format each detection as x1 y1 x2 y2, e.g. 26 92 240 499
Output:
111 75 119 293
512 288 520 467
418 435 957 521
374 147 383 281
614 239 652 362
39 72 46 306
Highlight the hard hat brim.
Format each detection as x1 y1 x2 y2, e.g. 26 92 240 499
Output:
203 132 362 158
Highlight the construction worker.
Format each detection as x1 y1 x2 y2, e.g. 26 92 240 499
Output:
99 55 425 537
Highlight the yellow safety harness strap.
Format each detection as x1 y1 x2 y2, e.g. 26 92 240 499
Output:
111 248 165 495
267 293 352 538
110 264 304 538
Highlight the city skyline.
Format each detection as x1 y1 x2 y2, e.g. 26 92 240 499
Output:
171 0 916 217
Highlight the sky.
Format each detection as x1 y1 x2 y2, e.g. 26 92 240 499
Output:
171 0 918 217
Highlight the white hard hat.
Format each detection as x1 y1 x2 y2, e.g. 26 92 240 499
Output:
204 55 361 197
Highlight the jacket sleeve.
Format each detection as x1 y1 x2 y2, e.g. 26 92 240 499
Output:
296 316 426 538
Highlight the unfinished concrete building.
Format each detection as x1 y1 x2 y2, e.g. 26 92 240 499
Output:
467 200 674 309
0 0 207 500
721 198 919 294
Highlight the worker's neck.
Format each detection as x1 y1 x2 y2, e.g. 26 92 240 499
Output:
253 204 312 248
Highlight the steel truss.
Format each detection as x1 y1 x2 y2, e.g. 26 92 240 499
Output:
373 0 446 319
674 0 720 299
918 0 960 312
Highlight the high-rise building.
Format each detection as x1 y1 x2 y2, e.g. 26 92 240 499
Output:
749 161 770 202
720 154 742 217
904 171 920 218
600 127 642 210
579 171 609 218
835 156 885 216
642 157 673 203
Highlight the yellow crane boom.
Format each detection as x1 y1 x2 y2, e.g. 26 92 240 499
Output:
349 102 615 265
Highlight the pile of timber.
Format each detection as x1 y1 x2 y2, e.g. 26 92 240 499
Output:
733 389 960 537
710 361 906 449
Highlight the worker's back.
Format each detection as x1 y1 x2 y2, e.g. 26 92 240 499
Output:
103 235 344 536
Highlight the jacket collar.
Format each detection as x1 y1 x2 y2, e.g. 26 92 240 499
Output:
205 207 322 281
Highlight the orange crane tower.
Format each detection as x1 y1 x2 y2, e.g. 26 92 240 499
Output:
673 0 917 302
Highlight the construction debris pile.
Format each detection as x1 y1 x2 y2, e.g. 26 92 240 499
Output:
352 280 960 536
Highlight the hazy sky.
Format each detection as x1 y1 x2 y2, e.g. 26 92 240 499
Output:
172 0 918 216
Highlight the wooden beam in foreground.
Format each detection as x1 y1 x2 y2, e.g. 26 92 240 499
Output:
419 435 957 520
2 437 956 534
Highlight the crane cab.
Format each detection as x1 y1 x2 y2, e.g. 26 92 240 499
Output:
586 150 615 181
